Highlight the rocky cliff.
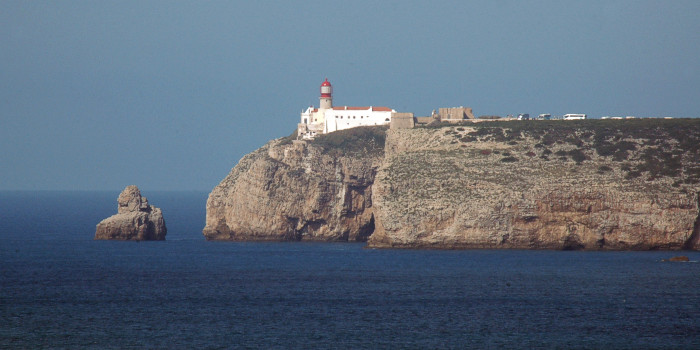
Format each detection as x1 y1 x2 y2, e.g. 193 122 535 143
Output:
95 185 167 240
203 127 385 241
204 120 700 250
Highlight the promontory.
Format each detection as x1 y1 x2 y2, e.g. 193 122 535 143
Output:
95 185 167 240
203 119 700 250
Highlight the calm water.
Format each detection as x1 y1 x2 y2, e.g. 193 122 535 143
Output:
1 191 699 349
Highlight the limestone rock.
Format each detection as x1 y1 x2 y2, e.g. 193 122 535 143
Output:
203 128 383 242
204 120 700 250
368 124 700 250
663 256 690 262
95 185 167 240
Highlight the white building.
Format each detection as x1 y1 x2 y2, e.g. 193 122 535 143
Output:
297 79 396 140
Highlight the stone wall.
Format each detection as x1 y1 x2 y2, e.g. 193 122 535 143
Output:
438 107 475 121
390 112 415 130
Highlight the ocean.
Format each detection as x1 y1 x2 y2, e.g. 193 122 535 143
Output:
1 191 699 349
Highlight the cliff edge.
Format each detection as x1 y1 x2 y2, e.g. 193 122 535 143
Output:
203 127 385 241
204 120 700 250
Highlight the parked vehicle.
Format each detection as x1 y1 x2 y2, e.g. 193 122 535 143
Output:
563 113 587 120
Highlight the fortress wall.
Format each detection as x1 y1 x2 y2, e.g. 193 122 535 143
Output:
390 113 415 129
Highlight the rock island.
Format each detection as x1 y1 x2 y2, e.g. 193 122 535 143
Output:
96 185 167 241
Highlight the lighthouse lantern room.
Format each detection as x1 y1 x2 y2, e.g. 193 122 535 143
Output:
319 78 333 109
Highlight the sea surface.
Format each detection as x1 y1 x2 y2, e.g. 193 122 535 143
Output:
1 191 699 349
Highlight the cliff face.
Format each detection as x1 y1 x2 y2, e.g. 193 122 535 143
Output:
369 122 700 249
204 120 700 250
203 128 384 241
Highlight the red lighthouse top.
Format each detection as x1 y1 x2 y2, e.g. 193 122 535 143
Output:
320 78 332 98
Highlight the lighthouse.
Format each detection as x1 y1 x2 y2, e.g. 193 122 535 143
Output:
297 78 395 140
319 78 332 109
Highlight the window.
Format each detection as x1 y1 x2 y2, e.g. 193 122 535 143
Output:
303 118 307 124
353 116 356 119
385 118 390 121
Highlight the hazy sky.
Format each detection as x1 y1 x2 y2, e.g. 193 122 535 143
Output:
2 0 699 191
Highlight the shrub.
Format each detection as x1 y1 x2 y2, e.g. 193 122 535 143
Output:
633 148 683 179
541 134 556 146
565 137 584 147
612 150 629 161
501 156 518 163
568 149 587 163
597 165 613 173
625 171 642 179
595 142 616 156
616 141 637 152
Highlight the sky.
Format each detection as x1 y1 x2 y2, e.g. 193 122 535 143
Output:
2 0 699 191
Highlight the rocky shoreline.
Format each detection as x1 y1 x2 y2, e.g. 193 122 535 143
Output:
203 119 700 250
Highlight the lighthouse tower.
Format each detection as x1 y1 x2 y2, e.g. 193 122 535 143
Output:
319 78 332 109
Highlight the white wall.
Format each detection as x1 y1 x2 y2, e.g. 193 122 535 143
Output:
325 108 393 133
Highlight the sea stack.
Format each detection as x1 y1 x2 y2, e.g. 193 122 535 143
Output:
95 185 167 240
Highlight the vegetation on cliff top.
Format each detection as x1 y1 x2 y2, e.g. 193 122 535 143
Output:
292 119 699 185
311 125 388 157
447 118 700 185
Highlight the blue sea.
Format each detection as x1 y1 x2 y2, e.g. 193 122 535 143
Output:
1 191 699 349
